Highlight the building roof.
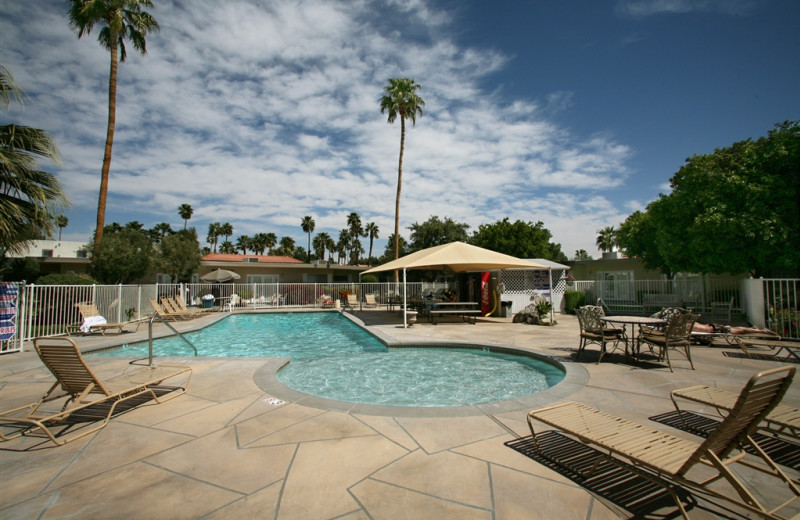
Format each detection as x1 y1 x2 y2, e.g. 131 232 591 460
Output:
201 254 303 264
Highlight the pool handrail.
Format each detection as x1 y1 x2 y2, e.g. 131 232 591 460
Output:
147 314 198 365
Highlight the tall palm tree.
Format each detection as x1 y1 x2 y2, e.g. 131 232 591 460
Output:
313 232 330 260
336 229 350 265
1 66 68 254
55 215 69 241
68 0 159 251
220 222 233 244
251 232 267 255
278 236 295 254
380 77 424 270
300 215 315 262
596 226 617 253
178 203 193 229
207 222 221 252
235 235 251 254
325 235 336 261
346 212 365 264
152 222 172 242
264 232 277 254
365 222 379 266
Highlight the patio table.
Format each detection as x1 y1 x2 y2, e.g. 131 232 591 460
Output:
600 315 666 361
425 301 481 324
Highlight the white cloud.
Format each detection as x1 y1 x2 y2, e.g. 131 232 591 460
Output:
2 0 637 256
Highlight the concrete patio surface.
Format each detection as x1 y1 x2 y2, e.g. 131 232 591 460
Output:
1 309 799 519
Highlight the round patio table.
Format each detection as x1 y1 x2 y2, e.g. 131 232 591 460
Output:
600 316 666 362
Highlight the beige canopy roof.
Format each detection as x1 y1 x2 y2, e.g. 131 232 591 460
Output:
360 241 546 275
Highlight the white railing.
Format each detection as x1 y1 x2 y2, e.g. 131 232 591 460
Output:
18 281 453 343
571 278 742 315
14 278 798 346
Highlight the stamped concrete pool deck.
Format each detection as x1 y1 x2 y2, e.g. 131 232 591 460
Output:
1 309 798 519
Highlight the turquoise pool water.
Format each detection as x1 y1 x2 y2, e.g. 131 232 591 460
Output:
96 313 564 407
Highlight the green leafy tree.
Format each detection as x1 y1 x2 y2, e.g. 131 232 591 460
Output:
380 233 408 263
365 222 379 266
1 66 68 255
408 216 469 252
595 226 616 253
470 218 567 262
159 228 201 282
616 210 670 275
68 0 159 251
380 77 425 266
301 215 315 262
88 227 154 283
619 121 800 277
178 203 193 229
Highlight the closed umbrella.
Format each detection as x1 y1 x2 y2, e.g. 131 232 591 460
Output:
200 269 241 283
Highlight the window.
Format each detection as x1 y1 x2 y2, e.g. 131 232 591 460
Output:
41 249 53 257
244 258 259 263
76 250 88 258
156 273 173 284
247 274 278 284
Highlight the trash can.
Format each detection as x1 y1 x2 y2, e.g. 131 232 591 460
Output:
500 301 512 318
202 298 214 309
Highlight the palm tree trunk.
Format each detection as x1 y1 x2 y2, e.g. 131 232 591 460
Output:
94 41 118 254
393 117 406 283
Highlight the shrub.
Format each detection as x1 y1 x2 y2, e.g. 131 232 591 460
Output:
35 273 96 285
361 274 378 283
563 290 585 314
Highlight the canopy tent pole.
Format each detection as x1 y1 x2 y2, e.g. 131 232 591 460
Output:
403 268 410 328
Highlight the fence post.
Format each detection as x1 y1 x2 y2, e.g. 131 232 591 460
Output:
741 278 764 328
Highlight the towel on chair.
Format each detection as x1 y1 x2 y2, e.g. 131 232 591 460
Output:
80 315 107 333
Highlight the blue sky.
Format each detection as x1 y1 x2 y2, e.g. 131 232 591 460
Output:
2 0 798 258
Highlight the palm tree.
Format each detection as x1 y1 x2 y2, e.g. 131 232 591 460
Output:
68 0 159 252
300 215 315 262
152 222 172 242
218 240 236 254
0 66 68 254
325 235 336 261
235 235 251 254
596 226 617 253
346 212 365 264
178 203 193 229
264 232 277 254
313 232 330 260
278 236 295 255
380 77 424 271
207 222 221 252
365 222 379 266
55 215 69 241
220 222 233 244
251 232 268 255
336 229 350 265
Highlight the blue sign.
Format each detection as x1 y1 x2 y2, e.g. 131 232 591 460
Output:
0 283 17 341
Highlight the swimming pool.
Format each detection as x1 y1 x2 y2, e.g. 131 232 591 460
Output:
96 313 565 407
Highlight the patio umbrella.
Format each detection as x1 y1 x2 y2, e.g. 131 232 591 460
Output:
200 268 241 283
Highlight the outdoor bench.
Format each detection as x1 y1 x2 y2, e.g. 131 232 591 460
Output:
428 309 482 325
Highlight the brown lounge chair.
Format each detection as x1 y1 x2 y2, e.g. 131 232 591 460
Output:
736 336 800 362
150 299 192 321
671 383 800 443
527 365 799 520
66 302 143 336
164 297 205 318
0 337 192 446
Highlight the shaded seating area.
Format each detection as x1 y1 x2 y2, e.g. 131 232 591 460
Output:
527 365 800 520
0 337 192 446
575 305 625 363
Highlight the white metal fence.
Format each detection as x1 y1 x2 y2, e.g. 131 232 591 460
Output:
7 278 798 347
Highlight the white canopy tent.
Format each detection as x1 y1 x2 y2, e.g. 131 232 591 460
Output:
360 242 547 327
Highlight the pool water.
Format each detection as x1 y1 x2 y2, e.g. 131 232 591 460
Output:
96 313 564 407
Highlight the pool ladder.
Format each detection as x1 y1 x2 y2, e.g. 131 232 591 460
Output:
143 314 199 365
